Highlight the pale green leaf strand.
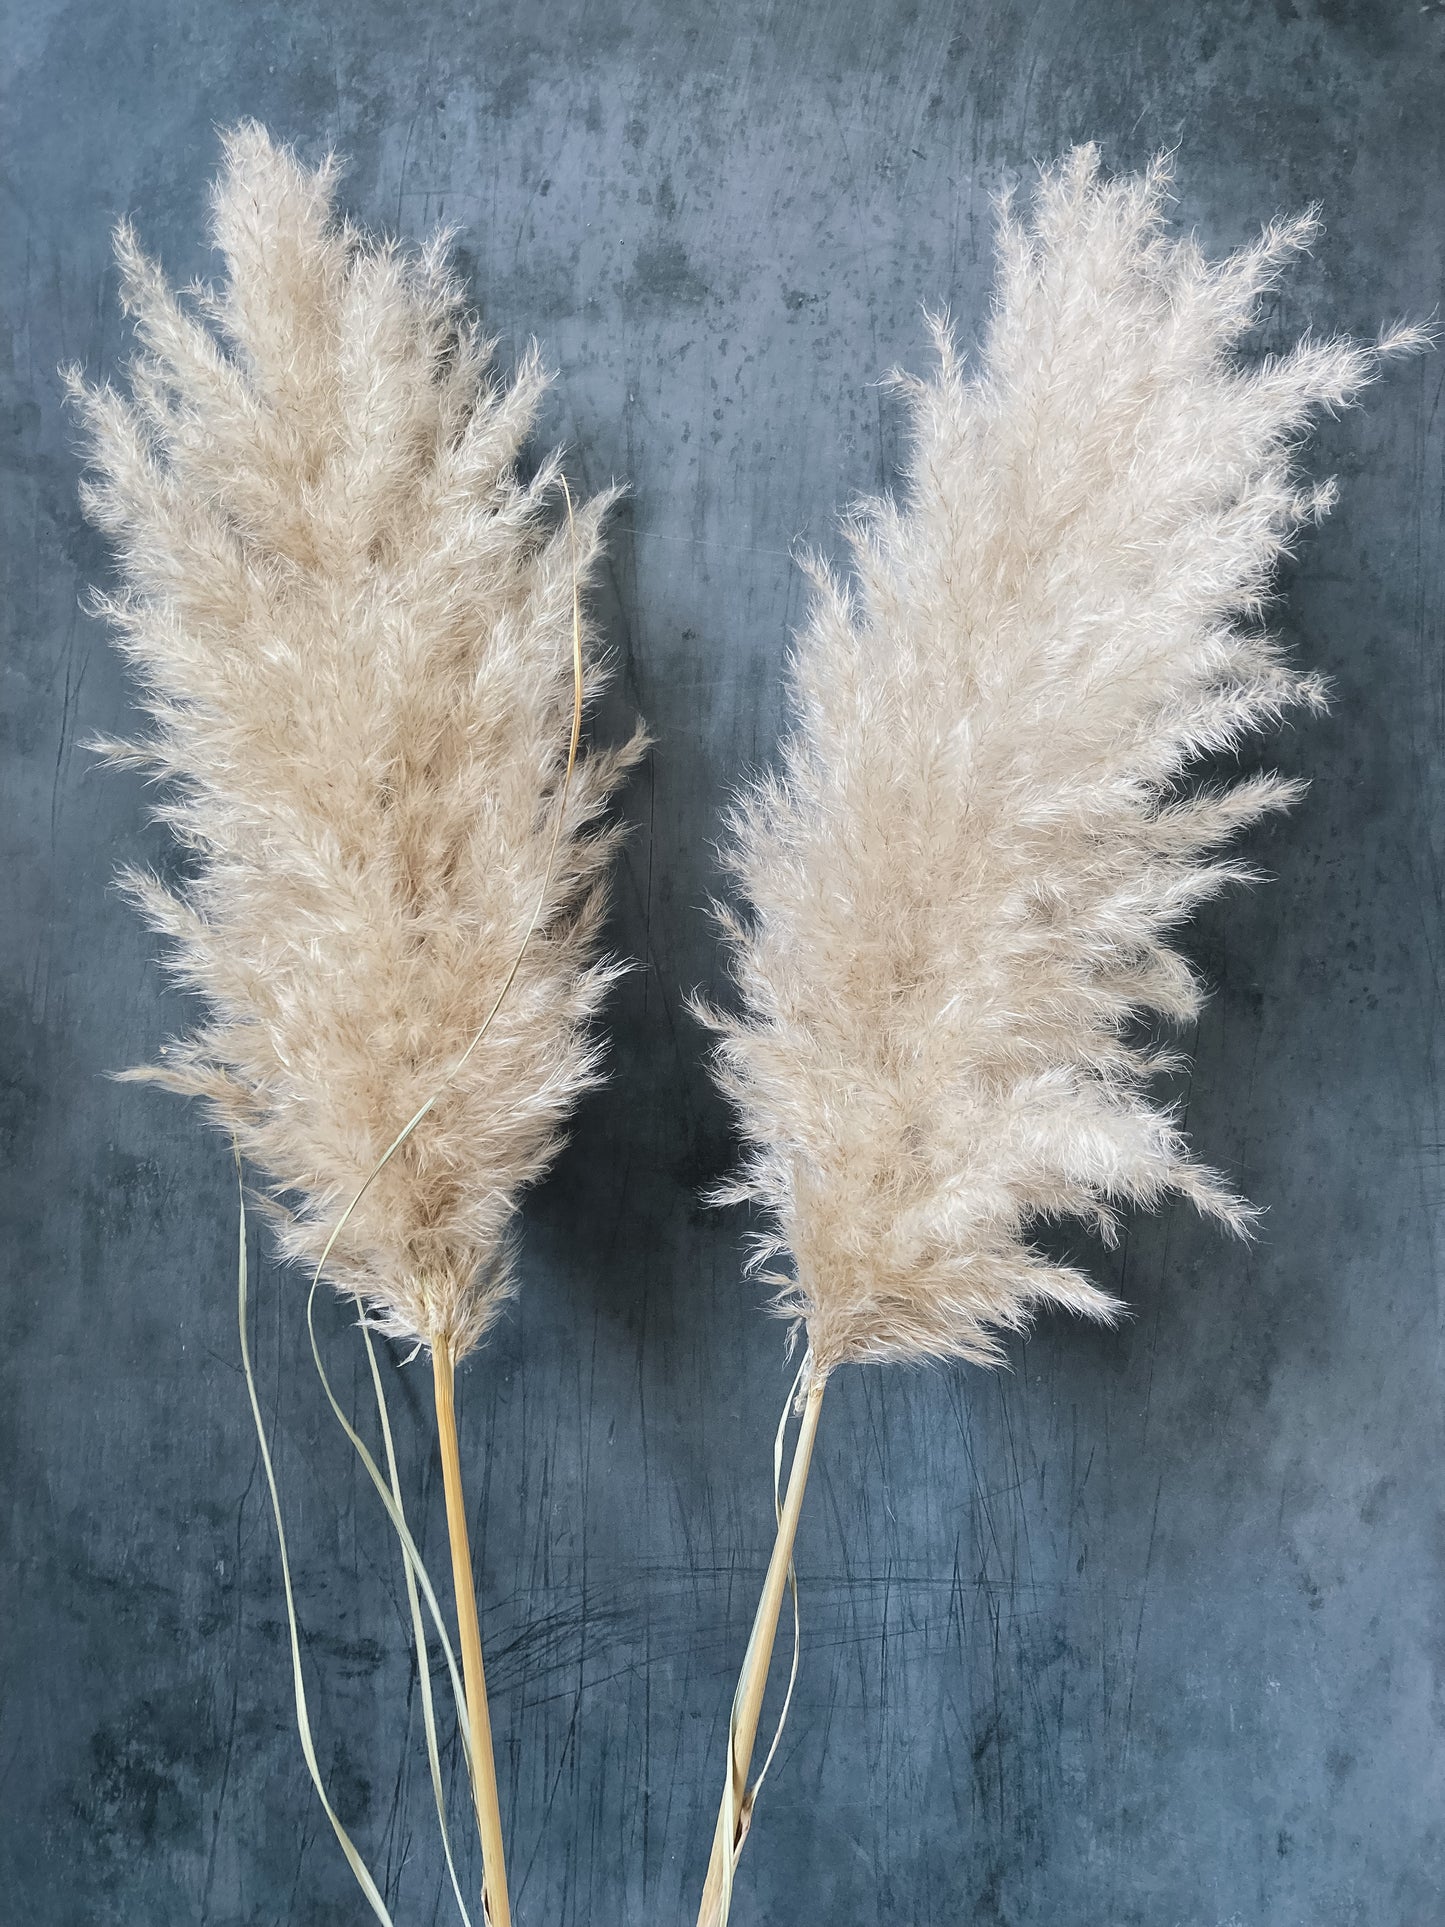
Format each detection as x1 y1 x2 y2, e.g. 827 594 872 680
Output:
235 1158 398 1927
306 1276 477 1778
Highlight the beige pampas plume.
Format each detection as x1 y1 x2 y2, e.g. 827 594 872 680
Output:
691 146 1423 1924
71 121 643 1927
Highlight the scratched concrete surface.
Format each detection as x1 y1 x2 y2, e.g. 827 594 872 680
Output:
2 3 1443 1922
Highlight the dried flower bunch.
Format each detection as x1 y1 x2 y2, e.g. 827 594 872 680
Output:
693 146 1419 1920
73 123 644 1927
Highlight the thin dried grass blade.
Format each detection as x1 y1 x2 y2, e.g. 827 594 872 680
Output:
701 1366 827 1927
234 1160 397 1927
304 1274 476 1774
714 1356 807 1926
365 1328 474 1927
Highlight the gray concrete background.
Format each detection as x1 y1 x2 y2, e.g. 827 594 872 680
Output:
2 3 1443 1922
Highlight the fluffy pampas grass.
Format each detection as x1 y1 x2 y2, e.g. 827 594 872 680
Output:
72 123 642 1927
76 123 639 1361
692 146 1420 1922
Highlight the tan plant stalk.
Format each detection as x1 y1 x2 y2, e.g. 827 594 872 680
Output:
71 123 643 1925
693 146 1421 1923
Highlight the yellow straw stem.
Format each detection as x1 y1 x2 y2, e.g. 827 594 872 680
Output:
432 1342 512 1927
696 1374 827 1927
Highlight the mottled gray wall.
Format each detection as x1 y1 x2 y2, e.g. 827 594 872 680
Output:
2 3 1442 1923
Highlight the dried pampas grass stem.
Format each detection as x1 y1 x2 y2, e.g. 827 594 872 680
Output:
702 1359 822 1927
366 1316 476 1925
300 1277 479 1911
693 146 1422 1921
75 122 642 1927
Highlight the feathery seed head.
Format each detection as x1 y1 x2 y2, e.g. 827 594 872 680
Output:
74 122 645 1359
700 147 1423 1377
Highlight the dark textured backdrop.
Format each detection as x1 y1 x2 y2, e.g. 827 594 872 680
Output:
3 3 1443 1923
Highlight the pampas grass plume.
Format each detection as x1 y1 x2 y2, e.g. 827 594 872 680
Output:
704 144 1419 1378
692 146 1422 1923
72 121 642 1361
71 123 644 1927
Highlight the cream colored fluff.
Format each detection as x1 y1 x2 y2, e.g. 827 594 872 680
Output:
73 123 643 1359
701 147 1418 1376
